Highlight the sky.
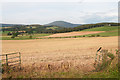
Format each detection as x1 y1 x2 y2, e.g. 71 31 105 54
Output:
0 0 119 25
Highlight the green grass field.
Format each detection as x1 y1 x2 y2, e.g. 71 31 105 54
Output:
83 26 118 31
46 26 58 30
1 33 51 40
1 26 119 40
0 30 51 40
0 31 13 34
0 31 13 36
82 26 118 37
81 31 118 37
54 26 118 38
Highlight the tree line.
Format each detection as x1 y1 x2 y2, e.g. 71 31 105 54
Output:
2 22 119 34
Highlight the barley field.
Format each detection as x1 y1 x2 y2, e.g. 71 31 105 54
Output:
2 36 118 73
45 31 104 37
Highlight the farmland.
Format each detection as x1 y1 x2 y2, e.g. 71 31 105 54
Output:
45 31 104 38
1 24 119 78
83 26 118 31
1 26 118 40
82 26 118 37
45 26 118 38
0 32 51 40
2 36 118 78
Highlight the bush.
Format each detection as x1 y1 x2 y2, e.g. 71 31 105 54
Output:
91 35 95 37
7 32 12 35
11 36 15 38
12 32 19 37
29 35 32 39
73 36 76 38
96 34 100 37
83 35 85 37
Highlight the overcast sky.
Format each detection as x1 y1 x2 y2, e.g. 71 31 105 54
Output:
0 0 119 24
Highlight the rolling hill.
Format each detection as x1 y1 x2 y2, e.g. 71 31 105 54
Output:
45 21 82 28
0 23 23 27
82 26 118 37
82 26 118 31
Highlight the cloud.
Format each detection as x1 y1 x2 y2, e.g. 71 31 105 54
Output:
80 12 118 24
84 15 117 23
0 0 119 2
1 2 118 24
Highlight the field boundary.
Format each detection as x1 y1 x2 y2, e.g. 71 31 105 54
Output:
0 52 21 68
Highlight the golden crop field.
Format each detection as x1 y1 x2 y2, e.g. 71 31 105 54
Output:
45 31 104 37
2 36 118 73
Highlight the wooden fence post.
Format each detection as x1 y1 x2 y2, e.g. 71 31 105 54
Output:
95 47 102 62
6 54 8 66
19 52 21 69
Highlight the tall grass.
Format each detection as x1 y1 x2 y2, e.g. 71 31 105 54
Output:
94 49 115 71
84 49 118 78
2 49 118 78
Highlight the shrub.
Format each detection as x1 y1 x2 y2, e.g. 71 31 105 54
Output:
91 35 95 37
29 35 32 39
11 32 20 38
96 34 100 37
83 35 85 37
11 36 15 38
7 32 12 35
73 36 76 38
12 32 19 37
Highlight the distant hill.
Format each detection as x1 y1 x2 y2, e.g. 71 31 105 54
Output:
45 21 82 28
0 23 23 27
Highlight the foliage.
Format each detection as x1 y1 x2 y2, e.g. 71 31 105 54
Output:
89 35 95 37
94 49 115 71
1 23 119 40
107 52 115 60
84 49 118 78
96 34 100 37
29 35 32 39
11 36 15 38
12 32 19 37
10 32 20 38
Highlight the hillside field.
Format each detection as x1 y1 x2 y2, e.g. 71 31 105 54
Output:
82 26 118 37
83 26 118 31
45 26 118 38
1 26 118 40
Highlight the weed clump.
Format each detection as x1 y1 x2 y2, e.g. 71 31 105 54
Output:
94 49 115 71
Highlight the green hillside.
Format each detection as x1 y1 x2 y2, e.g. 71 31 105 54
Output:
83 26 118 31
81 26 118 37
